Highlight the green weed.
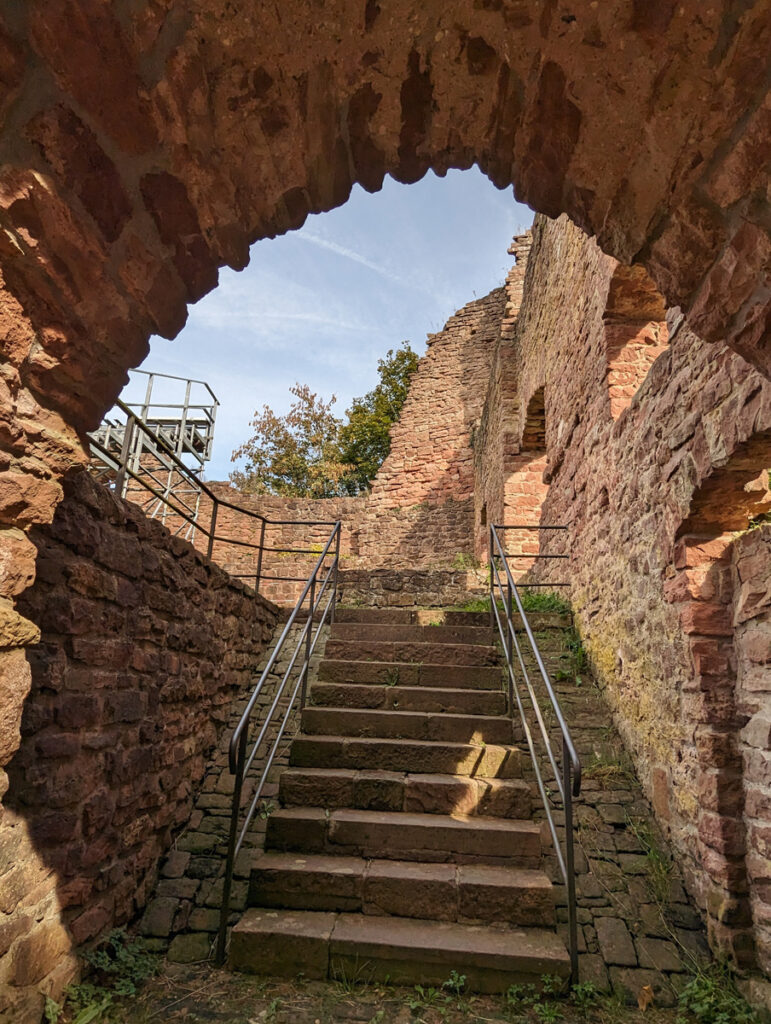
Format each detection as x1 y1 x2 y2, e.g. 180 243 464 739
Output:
571 980 601 1010
47 930 157 1023
677 964 757 1024
442 970 466 995
451 552 479 571
627 816 674 908
384 667 400 687
519 588 571 614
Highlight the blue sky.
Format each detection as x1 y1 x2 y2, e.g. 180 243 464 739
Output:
123 167 533 480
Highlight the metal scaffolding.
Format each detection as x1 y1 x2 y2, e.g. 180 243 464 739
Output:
88 370 219 541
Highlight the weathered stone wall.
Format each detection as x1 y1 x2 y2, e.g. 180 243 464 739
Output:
0 469 277 1020
504 213 771 972
733 527 771 976
337 567 486 609
473 235 531 559
366 289 504 515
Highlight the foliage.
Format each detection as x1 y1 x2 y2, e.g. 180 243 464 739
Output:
442 970 467 995
677 964 757 1024
47 930 157 1023
231 344 419 497
626 816 674 908
451 552 479 571
518 588 571 614
571 981 601 1011
337 342 420 494
230 384 349 497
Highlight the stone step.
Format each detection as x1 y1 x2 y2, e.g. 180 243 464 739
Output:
318 659 503 690
300 707 515 744
230 909 570 991
330 622 494 645
334 608 420 624
289 735 522 778
248 853 555 926
324 638 500 667
332 608 572 631
279 768 532 819
265 807 542 866
309 681 507 716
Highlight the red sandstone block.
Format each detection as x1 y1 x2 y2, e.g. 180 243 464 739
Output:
689 638 733 676
679 603 733 636
699 812 746 858
674 536 733 569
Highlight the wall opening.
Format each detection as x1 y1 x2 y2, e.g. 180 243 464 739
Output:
666 432 771 970
603 265 669 420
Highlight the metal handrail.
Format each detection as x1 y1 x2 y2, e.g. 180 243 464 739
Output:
88 396 340 593
215 521 342 965
489 523 581 983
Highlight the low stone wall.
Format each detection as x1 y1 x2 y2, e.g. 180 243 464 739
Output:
0 469 278 1021
336 568 486 609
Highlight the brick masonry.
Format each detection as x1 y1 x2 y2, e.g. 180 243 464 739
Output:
0 469 277 1020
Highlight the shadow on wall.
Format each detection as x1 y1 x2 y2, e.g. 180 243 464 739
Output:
0 469 278 1020
663 432 771 973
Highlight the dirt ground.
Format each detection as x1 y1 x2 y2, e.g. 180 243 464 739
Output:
112 962 681 1024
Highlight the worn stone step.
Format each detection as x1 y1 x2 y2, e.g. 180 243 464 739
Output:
279 768 532 818
289 735 522 778
330 622 495 645
333 608 419 624
248 853 555 926
324 638 499 667
265 807 541 866
300 707 515 744
230 908 569 991
318 659 503 690
309 681 507 716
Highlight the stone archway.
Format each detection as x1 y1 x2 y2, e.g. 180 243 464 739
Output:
0 3 769 1004
666 433 771 968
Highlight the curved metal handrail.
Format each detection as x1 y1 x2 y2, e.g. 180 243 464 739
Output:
215 521 341 966
489 523 581 982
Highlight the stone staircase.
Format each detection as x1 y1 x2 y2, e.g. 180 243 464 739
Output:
228 607 570 991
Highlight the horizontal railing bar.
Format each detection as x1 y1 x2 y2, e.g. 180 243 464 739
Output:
262 519 340 527
499 552 569 559
493 524 568 530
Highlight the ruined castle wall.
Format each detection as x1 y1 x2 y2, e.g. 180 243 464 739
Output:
507 214 771 966
0 469 277 1018
732 527 771 974
360 289 506 567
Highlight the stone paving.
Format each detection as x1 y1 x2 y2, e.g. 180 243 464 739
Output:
529 628 710 1006
137 608 711 1006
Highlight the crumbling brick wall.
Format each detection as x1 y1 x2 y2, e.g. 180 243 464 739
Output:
0 469 277 1020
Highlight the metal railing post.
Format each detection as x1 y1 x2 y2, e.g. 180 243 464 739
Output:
216 728 247 966
564 736 579 984
207 499 219 560
331 524 341 623
488 525 494 630
255 519 266 593
114 414 136 499
300 577 316 711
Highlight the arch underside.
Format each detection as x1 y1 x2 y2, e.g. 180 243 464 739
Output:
0 0 768 453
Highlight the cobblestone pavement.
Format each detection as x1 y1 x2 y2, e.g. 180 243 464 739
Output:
138 621 324 963
530 627 710 1007
137 612 711 1008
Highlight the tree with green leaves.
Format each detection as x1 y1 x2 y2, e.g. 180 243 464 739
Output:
230 384 349 497
338 342 420 494
230 343 419 497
